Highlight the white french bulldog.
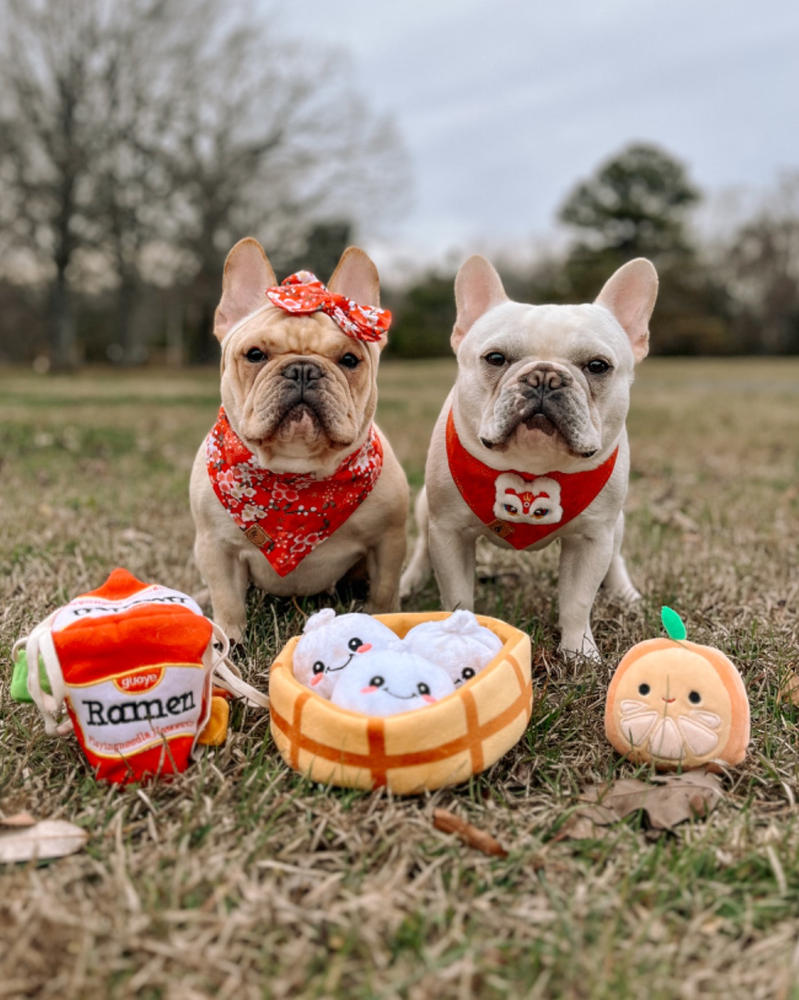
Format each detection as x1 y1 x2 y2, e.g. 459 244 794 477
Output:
190 238 408 643
400 255 658 658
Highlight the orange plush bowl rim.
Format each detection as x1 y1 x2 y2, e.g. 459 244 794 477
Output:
604 636 750 769
268 612 533 794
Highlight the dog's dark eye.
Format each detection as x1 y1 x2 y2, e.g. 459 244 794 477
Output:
339 353 360 370
688 690 701 704
369 675 384 688
245 347 267 363
638 683 650 695
347 636 362 651
484 351 506 367
462 667 475 680
312 661 325 675
585 358 610 375
417 682 431 695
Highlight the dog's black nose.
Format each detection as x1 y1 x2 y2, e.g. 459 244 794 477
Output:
522 366 571 392
282 361 323 388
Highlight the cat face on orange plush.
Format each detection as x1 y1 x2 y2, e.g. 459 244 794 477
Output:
605 638 749 770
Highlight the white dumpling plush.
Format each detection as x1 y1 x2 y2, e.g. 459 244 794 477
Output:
402 610 503 687
293 609 401 699
330 648 455 716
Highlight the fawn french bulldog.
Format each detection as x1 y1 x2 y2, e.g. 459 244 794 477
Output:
401 255 658 658
190 238 408 642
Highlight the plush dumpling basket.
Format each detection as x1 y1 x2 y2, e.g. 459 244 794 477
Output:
268 612 533 794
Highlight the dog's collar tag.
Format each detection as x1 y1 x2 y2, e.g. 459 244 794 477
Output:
445 410 618 549
206 408 383 576
265 271 391 343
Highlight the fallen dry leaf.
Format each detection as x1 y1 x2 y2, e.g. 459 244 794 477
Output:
651 506 700 533
432 808 508 858
119 527 154 544
558 771 723 839
0 812 37 828
778 673 799 706
0 819 88 863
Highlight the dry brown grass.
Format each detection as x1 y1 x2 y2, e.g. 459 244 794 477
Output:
1 358 798 1000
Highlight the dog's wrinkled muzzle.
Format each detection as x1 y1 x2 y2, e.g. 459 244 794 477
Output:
478 362 601 458
241 357 359 449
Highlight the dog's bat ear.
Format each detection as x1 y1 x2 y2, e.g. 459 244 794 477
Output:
213 238 277 342
452 256 508 353
328 247 381 307
595 258 658 363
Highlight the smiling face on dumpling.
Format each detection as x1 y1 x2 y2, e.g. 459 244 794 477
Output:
293 610 400 699
330 649 455 716
609 646 734 766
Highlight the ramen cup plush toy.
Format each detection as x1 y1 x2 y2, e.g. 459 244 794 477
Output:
605 607 750 770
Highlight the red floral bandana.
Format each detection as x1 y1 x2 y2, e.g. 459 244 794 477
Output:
446 410 619 549
206 408 383 576
266 271 391 343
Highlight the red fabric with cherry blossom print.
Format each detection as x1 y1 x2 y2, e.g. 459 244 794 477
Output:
206 407 384 576
265 271 391 343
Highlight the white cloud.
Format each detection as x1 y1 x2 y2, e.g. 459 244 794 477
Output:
268 0 799 271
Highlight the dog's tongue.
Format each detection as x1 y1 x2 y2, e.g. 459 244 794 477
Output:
524 413 557 436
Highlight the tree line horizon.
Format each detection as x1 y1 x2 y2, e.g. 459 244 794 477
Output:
1 1 796 369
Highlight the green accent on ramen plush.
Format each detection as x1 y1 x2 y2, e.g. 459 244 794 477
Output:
10 649 51 703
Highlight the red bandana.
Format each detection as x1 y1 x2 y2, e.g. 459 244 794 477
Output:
266 271 391 343
446 410 618 549
206 408 383 576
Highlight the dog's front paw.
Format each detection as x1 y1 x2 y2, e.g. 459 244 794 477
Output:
398 570 418 601
213 618 245 646
399 563 428 600
602 557 642 607
605 582 642 606
559 631 602 663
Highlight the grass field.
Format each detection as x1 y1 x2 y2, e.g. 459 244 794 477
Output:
1 357 798 999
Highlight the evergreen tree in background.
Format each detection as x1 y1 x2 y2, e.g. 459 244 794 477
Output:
559 142 699 257
552 143 735 354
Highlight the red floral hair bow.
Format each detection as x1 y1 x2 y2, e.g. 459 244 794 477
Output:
265 270 391 343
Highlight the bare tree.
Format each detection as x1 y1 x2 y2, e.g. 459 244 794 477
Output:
0 0 410 367
158 24 409 359
89 1 186 363
724 173 799 353
0 0 107 367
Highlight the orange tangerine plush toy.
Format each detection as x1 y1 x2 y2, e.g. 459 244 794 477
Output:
605 608 750 770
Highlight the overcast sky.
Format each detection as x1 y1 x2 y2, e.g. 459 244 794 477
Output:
274 0 799 276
